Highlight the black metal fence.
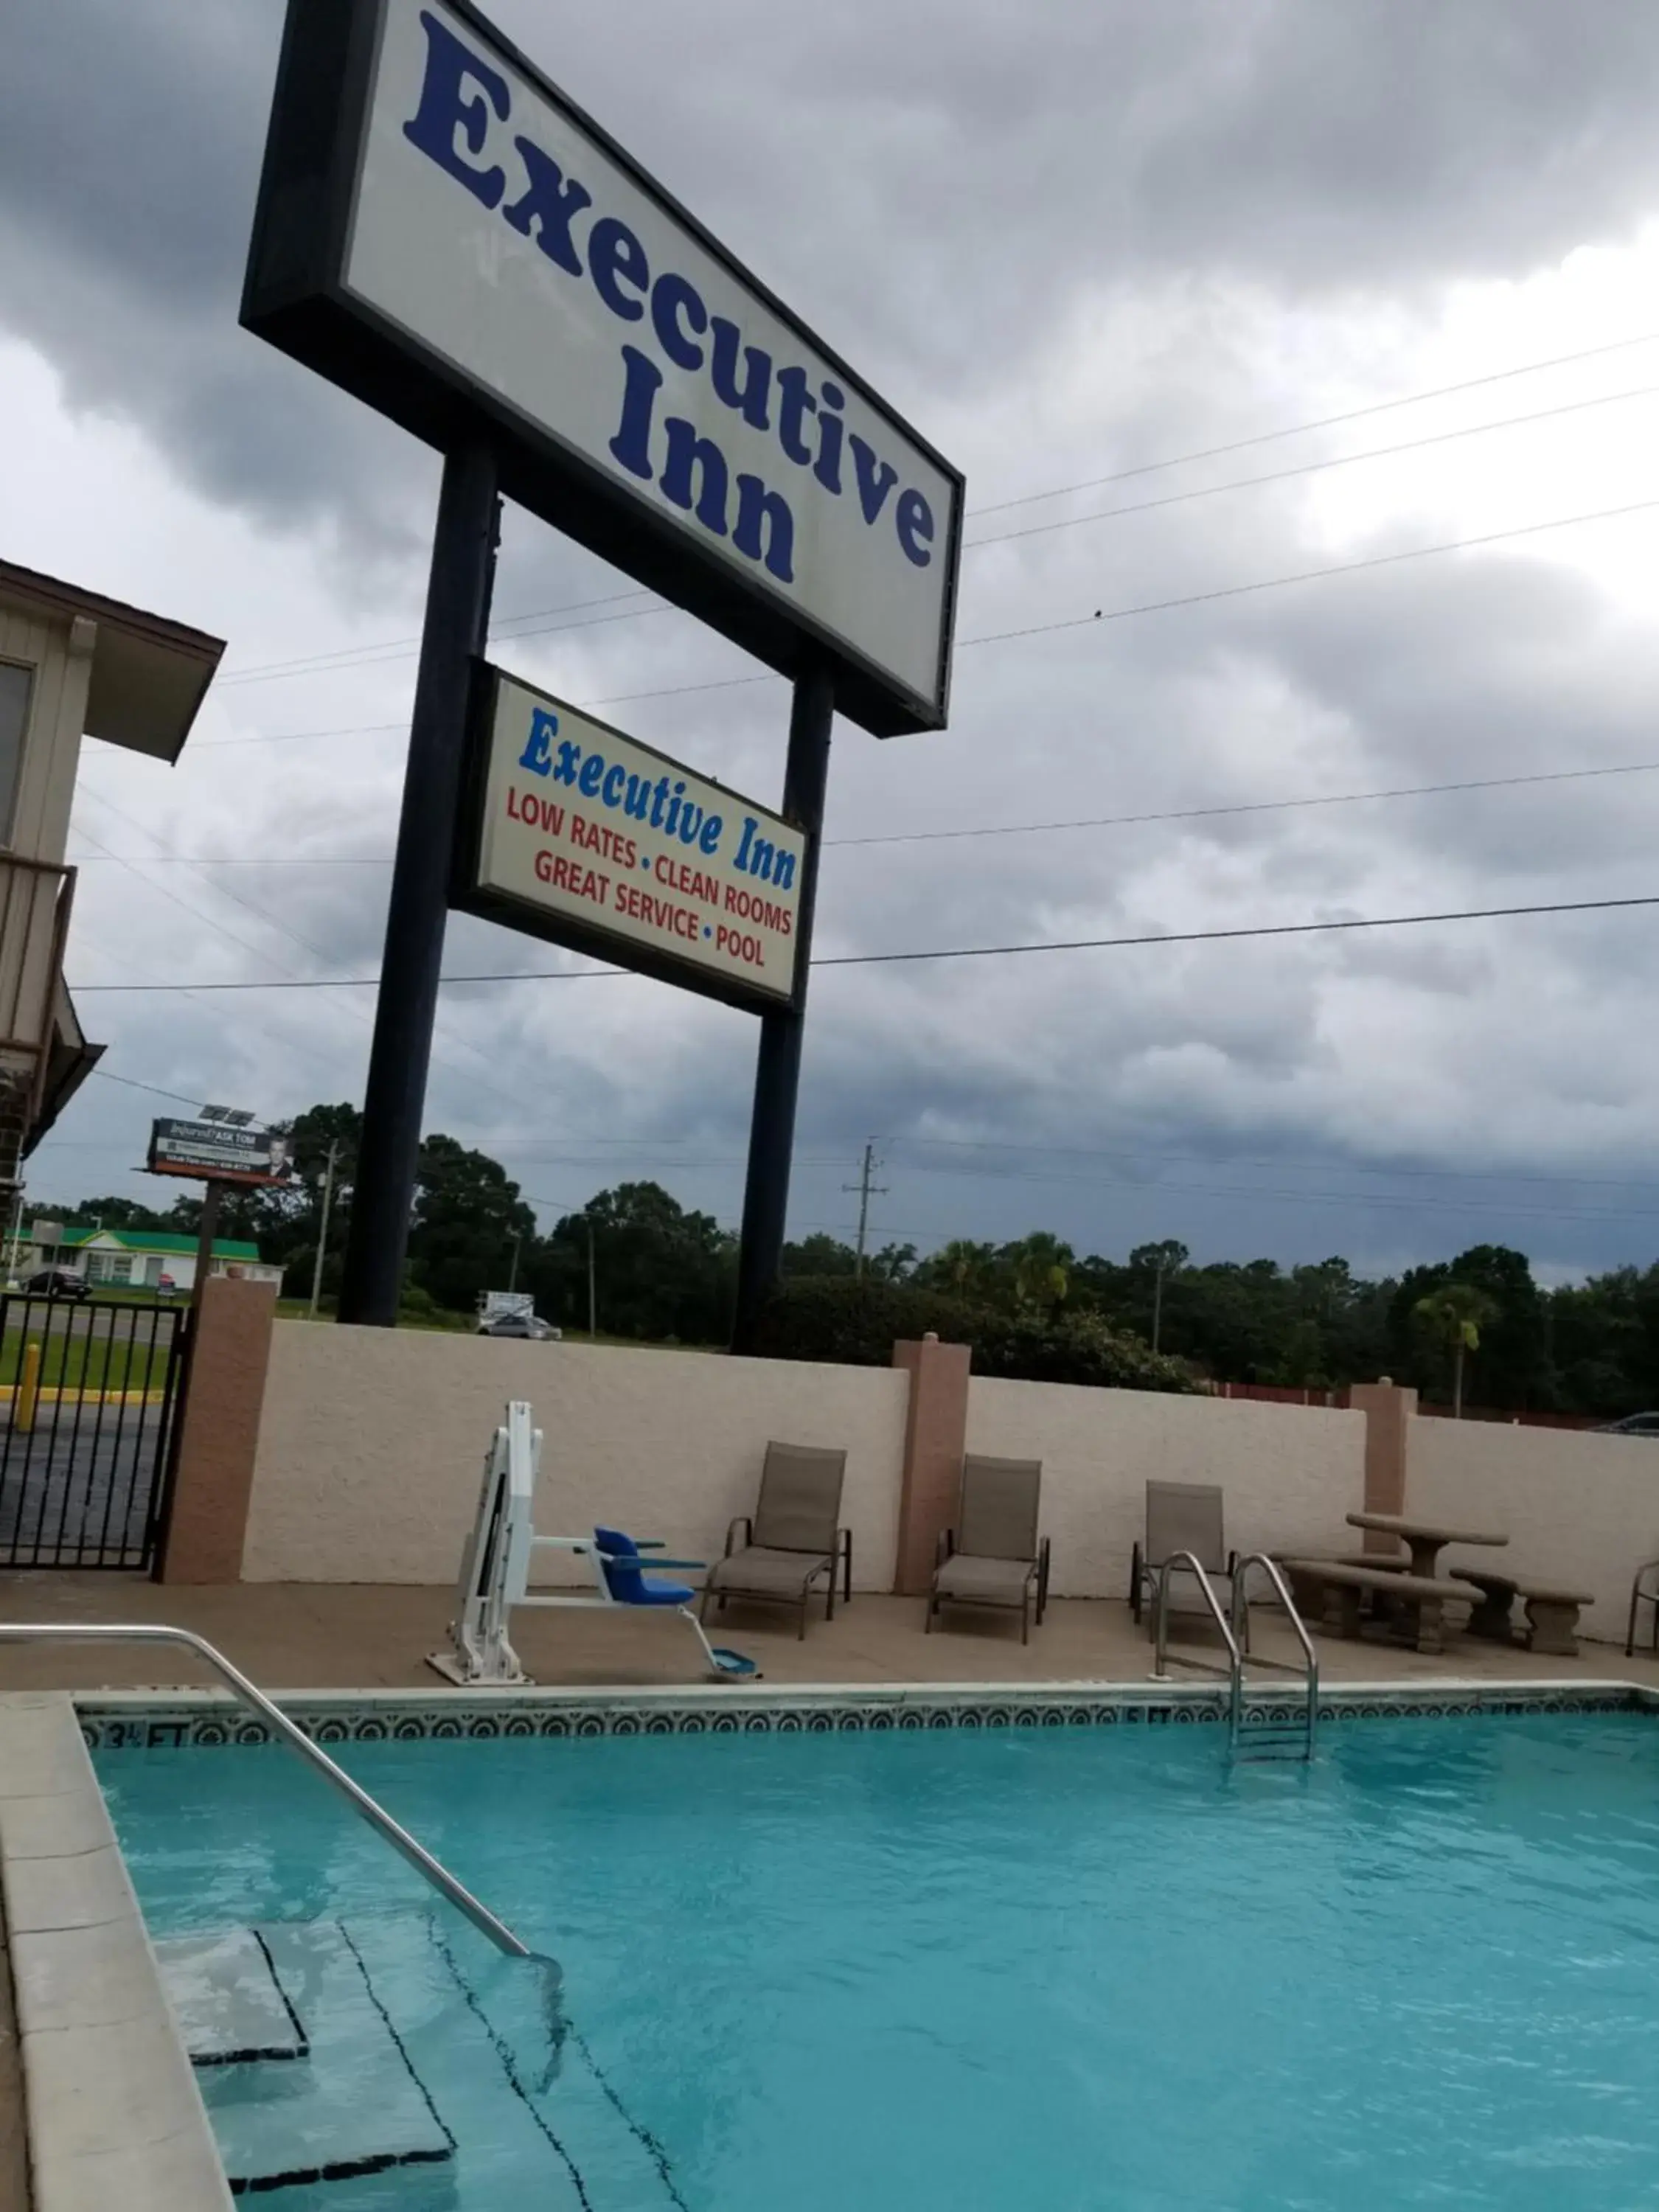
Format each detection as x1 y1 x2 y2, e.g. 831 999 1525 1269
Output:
0 1294 187 1569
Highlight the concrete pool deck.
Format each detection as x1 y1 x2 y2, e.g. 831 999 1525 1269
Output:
4 1571 1659 1696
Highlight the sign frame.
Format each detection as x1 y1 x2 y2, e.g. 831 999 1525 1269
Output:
452 661 807 1016
242 0 964 739
147 1119 296 1189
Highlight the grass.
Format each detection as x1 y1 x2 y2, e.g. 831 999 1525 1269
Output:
0 1332 175 1394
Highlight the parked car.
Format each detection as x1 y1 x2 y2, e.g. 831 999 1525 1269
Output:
20 1268 91 1301
1594 1412 1659 1438
476 1311 560 1341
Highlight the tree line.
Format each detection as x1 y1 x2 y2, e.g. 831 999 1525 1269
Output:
36 1101 1659 1416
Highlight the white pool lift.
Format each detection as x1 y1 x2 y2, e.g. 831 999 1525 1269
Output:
427 1402 758 1686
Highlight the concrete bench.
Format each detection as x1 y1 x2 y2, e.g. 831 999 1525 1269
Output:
1283 1559 1477 1655
1285 1553 1410 1622
1452 1571 1594 1657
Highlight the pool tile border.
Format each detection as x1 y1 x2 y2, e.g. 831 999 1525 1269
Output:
74 1677 1656 1750
0 1693 232 2212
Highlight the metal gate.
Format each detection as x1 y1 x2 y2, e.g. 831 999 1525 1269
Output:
0 1293 187 1569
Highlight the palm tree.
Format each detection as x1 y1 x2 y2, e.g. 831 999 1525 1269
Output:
1006 1232 1073 1318
930 1239 998 1301
1413 1283 1498 1417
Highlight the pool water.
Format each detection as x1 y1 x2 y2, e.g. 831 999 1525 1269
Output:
97 1714 1659 2211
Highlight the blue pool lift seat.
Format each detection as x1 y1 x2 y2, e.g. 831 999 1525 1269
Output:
593 1526 698 1607
587 1527 759 1677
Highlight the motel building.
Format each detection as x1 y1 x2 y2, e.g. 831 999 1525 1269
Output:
20 1225 284 1296
0 556 223 1203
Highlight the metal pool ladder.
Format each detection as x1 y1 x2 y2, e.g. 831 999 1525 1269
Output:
0 1622 534 1957
1152 1553 1318 1762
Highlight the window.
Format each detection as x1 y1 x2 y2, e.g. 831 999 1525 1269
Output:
108 1253 133 1283
0 661 32 846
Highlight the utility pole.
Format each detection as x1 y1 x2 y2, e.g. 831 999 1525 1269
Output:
586 1219 597 1339
842 1141 888 1277
307 1141 339 1322
507 1232 521 1295
1152 1256 1166 1354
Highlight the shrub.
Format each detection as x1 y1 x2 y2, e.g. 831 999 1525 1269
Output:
749 1277 1197 1393
748 1276 986 1367
970 1308 1197 1393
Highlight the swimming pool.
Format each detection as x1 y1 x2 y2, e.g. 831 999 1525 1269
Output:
94 1700 1659 2210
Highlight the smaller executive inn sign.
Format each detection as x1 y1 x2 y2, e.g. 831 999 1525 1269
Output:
456 669 805 1010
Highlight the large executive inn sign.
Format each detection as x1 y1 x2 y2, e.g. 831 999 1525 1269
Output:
243 0 961 1335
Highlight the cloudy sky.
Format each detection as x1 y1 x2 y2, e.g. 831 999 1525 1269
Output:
7 0 1659 1281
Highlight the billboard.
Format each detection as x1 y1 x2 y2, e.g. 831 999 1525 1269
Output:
454 667 805 1012
148 1120 296 1187
242 0 962 737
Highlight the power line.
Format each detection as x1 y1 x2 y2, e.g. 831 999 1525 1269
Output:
66 886 1659 993
88 1069 203 1109
202 470 1659 735
815 890 1659 970
69 806 599 1133
535 488 1659 719
397 1124 1659 1197
959 491 1659 655
66 755 1659 864
215 586 656 684
887 1133 1659 1196
970 328 1659 518
963 380 1659 554
211 372 1659 695
208 328 1659 690
830 758 1659 851
193 720 409 751
885 1155 1659 1228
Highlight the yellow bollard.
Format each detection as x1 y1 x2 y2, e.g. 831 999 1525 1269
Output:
15 1340 41 1433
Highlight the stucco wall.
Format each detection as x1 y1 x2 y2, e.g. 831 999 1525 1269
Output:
966 1380 1365 1598
242 1325 909 1587
1408 1418 1659 1641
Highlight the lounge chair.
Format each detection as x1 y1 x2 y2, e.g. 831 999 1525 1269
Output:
927 1455 1049 1644
701 1441 850 1640
1130 1480 1236 1640
1627 1558 1659 1656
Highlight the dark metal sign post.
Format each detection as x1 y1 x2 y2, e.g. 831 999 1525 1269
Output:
339 446 500 1325
731 666 834 1352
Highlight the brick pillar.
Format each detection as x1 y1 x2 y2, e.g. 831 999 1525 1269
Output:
1349 1378 1419 1552
156 1278 279 1585
891 1332 971 1596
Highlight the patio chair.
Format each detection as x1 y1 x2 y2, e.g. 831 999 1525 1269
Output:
927 1455 1049 1644
701 1441 850 1641
1130 1480 1236 1640
1627 1557 1659 1656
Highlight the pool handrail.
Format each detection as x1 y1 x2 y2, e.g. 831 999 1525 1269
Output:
1152 1550 1244 1745
0 1621 531 1958
1229 1552 1319 1759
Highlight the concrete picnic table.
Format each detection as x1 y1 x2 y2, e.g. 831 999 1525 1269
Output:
1346 1512 1507 1582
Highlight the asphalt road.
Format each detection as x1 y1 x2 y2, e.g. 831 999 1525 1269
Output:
0 1405 169 1567
0 1298 178 1348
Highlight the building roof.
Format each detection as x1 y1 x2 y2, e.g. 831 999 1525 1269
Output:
0 557 225 765
54 1227 260 1261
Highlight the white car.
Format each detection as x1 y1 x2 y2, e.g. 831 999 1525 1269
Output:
476 1310 560 1341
